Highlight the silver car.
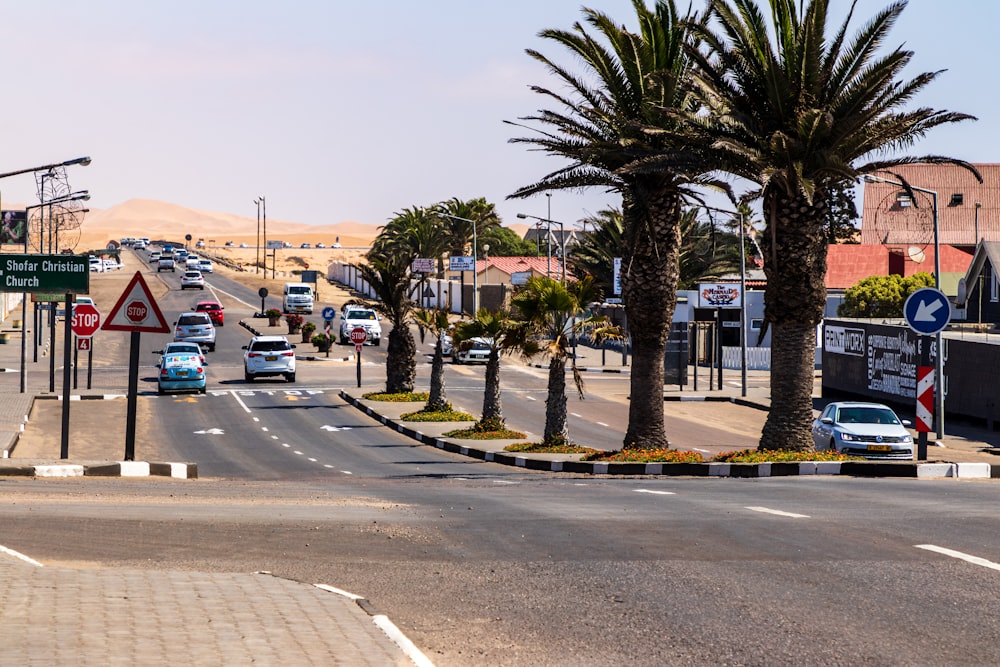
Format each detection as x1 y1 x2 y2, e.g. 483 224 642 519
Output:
173 312 216 352
812 401 913 459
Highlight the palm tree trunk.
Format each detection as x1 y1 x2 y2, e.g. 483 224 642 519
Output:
481 349 504 428
426 340 447 411
758 191 829 451
622 185 681 450
385 326 416 394
544 355 568 444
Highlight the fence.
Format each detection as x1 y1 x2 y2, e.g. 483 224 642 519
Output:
721 345 772 371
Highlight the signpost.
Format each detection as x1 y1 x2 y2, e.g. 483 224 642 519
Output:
350 326 368 388
102 272 170 461
71 303 101 391
904 287 950 460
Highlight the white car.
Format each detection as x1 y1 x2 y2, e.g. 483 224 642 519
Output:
453 337 492 364
339 306 382 346
180 270 205 290
88 256 103 272
811 401 914 459
243 336 296 383
102 258 121 271
198 259 214 273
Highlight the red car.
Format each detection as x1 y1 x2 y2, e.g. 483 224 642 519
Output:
194 301 224 326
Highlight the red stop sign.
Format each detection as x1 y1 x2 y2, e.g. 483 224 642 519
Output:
125 300 148 324
349 326 368 344
71 302 102 338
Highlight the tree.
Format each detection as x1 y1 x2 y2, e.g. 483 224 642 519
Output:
568 209 624 297
356 252 417 394
479 226 538 257
837 273 935 318
453 309 528 430
509 0 720 450
435 197 502 259
413 308 452 411
824 182 860 244
677 208 742 290
689 0 978 450
510 276 617 445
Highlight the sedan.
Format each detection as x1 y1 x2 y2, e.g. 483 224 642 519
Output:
153 342 206 365
453 337 492 364
194 300 224 326
157 352 207 395
173 312 216 351
180 270 205 290
812 401 914 459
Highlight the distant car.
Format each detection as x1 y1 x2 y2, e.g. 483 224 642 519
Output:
198 259 214 273
185 256 201 269
812 401 914 459
157 351 206 396
242 335 296 383
133 240 146 250
103 258 121 271
148 251 161 263
453 337 492 364
300 243 311 249
153 341 205 365
332 243 342 249
194 300 224 326
157 256 175 272
173 312 216 351
180 270 205 290
88 256 102 272
224 241 234 247
239 242 248 248
315 242 326 248
195 240 205 248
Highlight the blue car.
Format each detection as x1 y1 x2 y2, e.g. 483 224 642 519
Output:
157 352 207 395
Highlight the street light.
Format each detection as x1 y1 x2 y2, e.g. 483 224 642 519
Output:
516 212 566 283
864 174 944 439
435 212 480 314
254 198 263 274
0 156 90 181
483 244 490 286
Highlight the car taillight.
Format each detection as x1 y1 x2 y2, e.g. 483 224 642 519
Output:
248 352 260 358
160 369 168 376
196 367 203 373
282 351 294 356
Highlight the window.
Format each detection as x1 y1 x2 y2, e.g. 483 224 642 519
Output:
750 318 764 331
992 268 999 303
950 193 964 206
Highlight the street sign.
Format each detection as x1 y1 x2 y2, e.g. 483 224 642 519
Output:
0 254 89 294
449 256 475 272
411 258 435 273
102 271 171 333
71 302 101 338
76 337 91 352
355 343 364 353
904 287 950 336
322 306 336 320
350 327 368 345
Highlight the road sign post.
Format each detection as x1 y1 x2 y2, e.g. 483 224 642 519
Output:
904 287 951 452
350 326 368 388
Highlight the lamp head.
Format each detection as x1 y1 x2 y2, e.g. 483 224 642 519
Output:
516 213 527 219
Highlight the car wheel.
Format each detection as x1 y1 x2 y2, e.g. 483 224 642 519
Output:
374 339 381 347
199 386 206 394
285 373 296 383
209 343 216 352
340 333 348 344
158 385 165 395
245 369 254 382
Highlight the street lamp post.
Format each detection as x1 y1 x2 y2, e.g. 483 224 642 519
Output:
254 198 262 273
517 213 566 283
864 174 944 438
435 212 479 314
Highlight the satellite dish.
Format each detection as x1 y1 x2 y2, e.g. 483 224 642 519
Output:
907 246 926 263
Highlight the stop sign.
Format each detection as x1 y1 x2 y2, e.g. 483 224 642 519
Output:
71 302 102 338
349 326 368 345
125 300 148 324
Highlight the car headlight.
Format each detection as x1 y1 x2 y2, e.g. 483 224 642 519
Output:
838 431 857 441
901 434 913 443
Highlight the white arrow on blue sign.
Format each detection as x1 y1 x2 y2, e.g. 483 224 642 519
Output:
903 287 951 335
322 306 336 321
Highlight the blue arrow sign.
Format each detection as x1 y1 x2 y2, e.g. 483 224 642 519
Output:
322 306 336 321
904 287 951 335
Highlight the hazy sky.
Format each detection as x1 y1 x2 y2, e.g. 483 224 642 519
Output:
0 1 994 230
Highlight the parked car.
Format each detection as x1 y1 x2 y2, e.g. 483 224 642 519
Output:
238 242 248 248
811 401 913 459
300 242 311 249
153 341 205 365
173 312 216 351
315 242 326 248
195 240 205 248
332 243 342 249
157 351 207 395
88 256 103 272
453 337 492 364
180 270 205 290
194 300 224 326
157 256 175 272
242 335 296 383
224 240 234 247
198 259 214 273
103 258 121 271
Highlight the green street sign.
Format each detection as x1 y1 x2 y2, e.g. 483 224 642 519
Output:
0 254 90 294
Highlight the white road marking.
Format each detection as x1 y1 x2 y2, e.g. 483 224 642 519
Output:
321 425 352 432
916 544 1000 572
746 506 809 518
308 457 317 462
596 421 609 427
635 489 675 496
230 391 253 414
0 544 44 567
526 396 537 401
261 427 269 432
193 428 224 435
282 443 290 448
571 412 582 418
294 450 304 455
692 447 710 453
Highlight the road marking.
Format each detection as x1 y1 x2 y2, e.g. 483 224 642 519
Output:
230 391 253 414
916 544 1000 572
271 435 279 440
596 421 609 427
526 396 537 401
282 443 290 448
193 428 224 435
0 544 44 567
261 427 269 432
635 489 675 496
571 412 582 418
294 450 303 455
308 457 317 462
692 447 710 453
321 425 352 432
746 506 809 518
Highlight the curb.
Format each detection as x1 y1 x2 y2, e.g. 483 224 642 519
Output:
0 461 197 479
339 391 1000 480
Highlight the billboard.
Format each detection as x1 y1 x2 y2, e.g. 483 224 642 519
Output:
0 210 27 245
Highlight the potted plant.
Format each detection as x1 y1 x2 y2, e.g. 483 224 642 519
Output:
285 313 304 334
311 332 333 352
265 308 282 326
301 321 317 343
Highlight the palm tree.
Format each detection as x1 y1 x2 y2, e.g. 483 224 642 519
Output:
356 252 417 394
454 309 528 431
511 276 616 446
677 208 742 290
689 0 979 450
568 209 624 297
435 197 502 259
509 0 721 451
413 308 451 411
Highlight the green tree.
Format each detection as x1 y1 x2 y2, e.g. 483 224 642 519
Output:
824 182 860 244
838 273 935 318
413 308 452 411
453 309 528 430
678 208 742 290
509 0 720 450
356 252 417 394
689 0 978 450
434 197 501 259
479 226 538 257
569 209 624 297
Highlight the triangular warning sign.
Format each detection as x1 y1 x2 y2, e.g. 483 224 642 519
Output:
101 271 171 333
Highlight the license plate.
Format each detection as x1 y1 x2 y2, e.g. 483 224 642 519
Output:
177 371 188 377
867 444 892 452
265 355 278 361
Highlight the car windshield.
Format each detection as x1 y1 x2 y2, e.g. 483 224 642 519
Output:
288 286 310 295
347 310 376 320
251 341 291 352
837 407 900 425
178 315 210 326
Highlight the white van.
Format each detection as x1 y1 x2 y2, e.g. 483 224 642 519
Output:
282 283 314 314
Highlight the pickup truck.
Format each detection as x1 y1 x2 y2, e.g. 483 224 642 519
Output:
157 256 175 272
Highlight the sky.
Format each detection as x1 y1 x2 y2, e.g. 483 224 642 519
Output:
0 0 996 231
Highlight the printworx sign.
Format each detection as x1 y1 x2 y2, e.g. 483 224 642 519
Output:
102 271 170 333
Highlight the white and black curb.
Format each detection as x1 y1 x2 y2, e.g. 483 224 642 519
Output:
339 391 999 480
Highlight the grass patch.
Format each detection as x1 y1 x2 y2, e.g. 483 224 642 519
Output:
400 408 475 422
505 441 600 455
362 391 429 402
445 426 527 440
